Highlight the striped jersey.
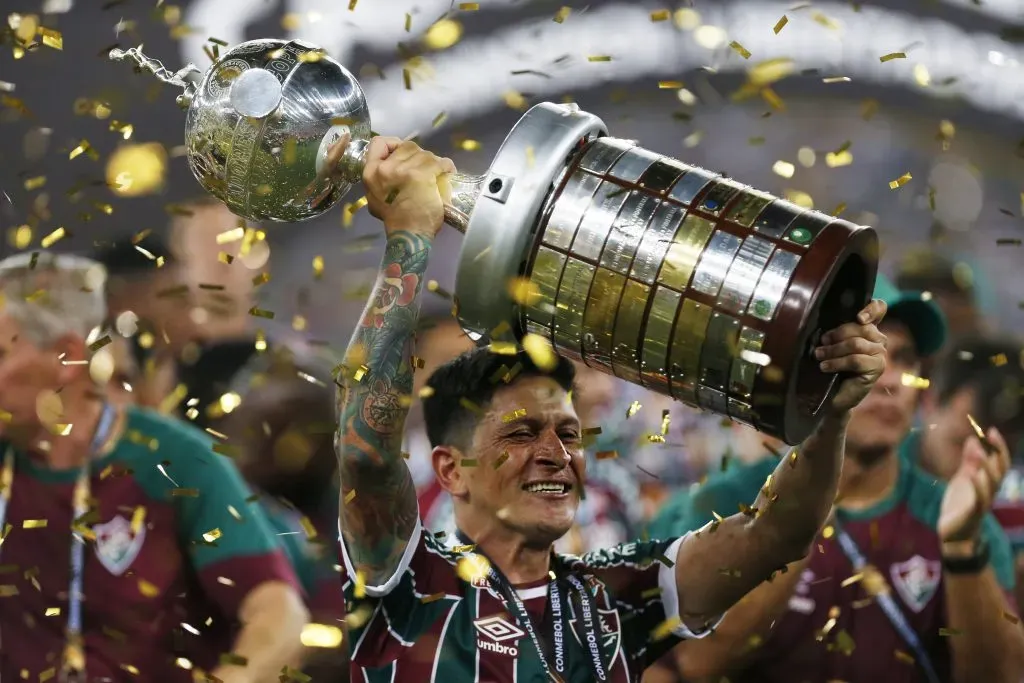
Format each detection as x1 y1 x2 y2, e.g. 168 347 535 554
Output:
340 518 706 682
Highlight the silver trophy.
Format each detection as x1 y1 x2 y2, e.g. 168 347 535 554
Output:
110 39 877 444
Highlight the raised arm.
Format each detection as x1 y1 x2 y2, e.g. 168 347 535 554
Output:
335 137 456 586
671 299 888 631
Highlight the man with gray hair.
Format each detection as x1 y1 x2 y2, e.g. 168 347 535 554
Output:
0 252 309 683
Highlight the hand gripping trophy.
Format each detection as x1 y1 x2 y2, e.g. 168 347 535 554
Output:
110 38 877 445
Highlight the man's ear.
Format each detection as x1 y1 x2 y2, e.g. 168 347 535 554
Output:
433 444 468 499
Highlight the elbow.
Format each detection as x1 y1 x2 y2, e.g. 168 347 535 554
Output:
747 517 815 568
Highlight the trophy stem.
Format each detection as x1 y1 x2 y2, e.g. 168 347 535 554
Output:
334 136 483 234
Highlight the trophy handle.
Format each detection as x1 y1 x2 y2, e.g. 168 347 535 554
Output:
109 46 202 110
334 136 485 234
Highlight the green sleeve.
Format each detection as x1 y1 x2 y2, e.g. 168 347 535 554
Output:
981 513 1017 591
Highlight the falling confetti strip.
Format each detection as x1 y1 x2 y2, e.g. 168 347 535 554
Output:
888 173 912 189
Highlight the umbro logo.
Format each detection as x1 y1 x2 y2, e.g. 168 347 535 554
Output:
473 616 525 643
474 615 524 658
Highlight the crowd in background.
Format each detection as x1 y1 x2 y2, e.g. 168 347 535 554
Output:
0 195 1021 682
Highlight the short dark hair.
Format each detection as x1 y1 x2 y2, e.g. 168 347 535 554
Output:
933 336 1024 442
423 347 576 449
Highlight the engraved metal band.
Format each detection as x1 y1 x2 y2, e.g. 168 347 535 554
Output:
571 182 630 262
526 246 568 329
667 167 719 207
542 172 602 250
579 137 632 175
690 230 744 298
783 211 833 248
728 397 756 427
752 199 805 239
525 318 551 340
610 280 650 384
631 203 685 286
608 147 661 183
656 213 715 291
695 179 745 218
669 298 712 407
729 326 767 399
601 192 659 275
718 234 777 315
698 386 730 415
699 311 741 392
723 189 774 228
639 160 688 195
747 249 801 322
639 286 681 394
552 258 596 359
581 268 626 372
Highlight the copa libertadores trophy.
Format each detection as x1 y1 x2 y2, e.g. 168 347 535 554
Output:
110 39 877 445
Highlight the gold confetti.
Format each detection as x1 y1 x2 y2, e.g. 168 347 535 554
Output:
344 490 357 505
880 52 906 63
772 160 795 178
248 307 275 320
171 488 199 498
651 616 682 641
823 76 851 84
456 554 490 583
216 227 245 244
894 650 915 665
353 365 369 382
39 27 62 50
588 55 612 62
888 173 912 190
220 653 248 667
421 592 445 603
458 139 481 151
730 41 752 59
202 528 222 543
130 506 146 535
458 2 480 9
431 112 448 128
773 15 789 33
44 607 60 616
901 373 930 389
650 9 670 21
626 401 642 418
554 6 571 23
502 408 527 423
991 353 1009 366
87 334 112 352
503 91 527 110
460 458 478 467
938 627 962 637
494 452 510 469
521 333 559 371
22 519 47 529
658 81 683 89
138 578 159 597
459 398 483 414
24 176 46 191
596 450 618 460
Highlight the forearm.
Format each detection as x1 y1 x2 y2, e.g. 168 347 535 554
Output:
674 414 846 628
674 557 808 681
212 582 309 683
336 231 432 584
945 565 1024 682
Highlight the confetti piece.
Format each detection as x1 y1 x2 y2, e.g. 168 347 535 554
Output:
773 15 789 33
730 41 752 59
421 592 445 603
248 307 275 319
996 238 1022 246
353 365 369 382
460 458 478 467
658 81 683 89
459 398 483 414
823 76 851 84
554 6 571 23
220 653 249 667
402 69 412 90
880 52 906 63
39 28 63 50
596 450 619 460
626 401 642 418
894 650 915 665
651 9 670 21
344 490 357 505
521 333 559 371
888 173 912 190
493 452 510 469
900 373 930 389
138 579 159 597
459 2 480 9
37 226 67 250
24 176 46 191
404 13 412 31
171 488 199 498
772 160 795 178
502 408 527 423
22 520 47 529
938 627 962 637
840 572 863 587
216 227 245 244
651 616 682 641
489 341 518 355
456 554 490 583
588 55 612 62
130 506 146 535
88 335 112 353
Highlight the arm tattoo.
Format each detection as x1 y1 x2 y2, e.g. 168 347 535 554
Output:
336 230 431 585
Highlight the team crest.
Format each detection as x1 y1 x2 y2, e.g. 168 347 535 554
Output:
889 555 941 613
568 579 622 667
93 515 146 576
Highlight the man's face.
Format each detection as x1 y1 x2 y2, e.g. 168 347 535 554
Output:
455 376 585 546
846 320 922 460
0 313 68 441
920 387 980 481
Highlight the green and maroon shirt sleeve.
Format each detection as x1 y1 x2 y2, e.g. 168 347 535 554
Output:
130 411 300 619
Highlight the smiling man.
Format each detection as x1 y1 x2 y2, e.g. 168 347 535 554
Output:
333 136 889 682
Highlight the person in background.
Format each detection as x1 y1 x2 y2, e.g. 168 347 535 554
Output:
896 249 989 344
334 135 888 682
915 335 1024 610
219 347 348 681
94 196 264 430
0 253 307 682
644 274 1024 683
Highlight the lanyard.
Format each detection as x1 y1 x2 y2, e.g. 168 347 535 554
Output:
455 529 608 682
0 403 117 682
832 519 941 683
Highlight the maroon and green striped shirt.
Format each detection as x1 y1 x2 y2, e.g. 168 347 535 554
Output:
340 519 709 682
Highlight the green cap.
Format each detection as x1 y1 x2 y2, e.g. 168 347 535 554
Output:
872 274 948 357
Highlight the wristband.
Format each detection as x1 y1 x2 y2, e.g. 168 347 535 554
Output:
941 538 990 575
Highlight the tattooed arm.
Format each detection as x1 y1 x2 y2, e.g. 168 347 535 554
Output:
336 137 456 586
